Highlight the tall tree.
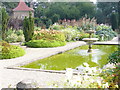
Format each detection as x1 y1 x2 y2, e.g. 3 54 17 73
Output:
97 2 118 24
34 2 96 23
111 12 118 30
23 12 34 42
2 8 9 40
118 1 120 33
2 2 18 15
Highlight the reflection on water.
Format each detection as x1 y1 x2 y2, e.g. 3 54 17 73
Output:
78 49 106 64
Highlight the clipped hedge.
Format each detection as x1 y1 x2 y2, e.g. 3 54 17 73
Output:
0 41 25 59
25 39 66 48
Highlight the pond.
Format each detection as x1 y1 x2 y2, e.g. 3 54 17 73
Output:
21 45 118 70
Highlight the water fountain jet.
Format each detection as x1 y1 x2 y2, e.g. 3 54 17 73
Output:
82 30 98 53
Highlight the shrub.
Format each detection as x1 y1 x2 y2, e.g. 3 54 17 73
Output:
0 41 25 59
33 30 65 42
79 32 89 40
15 30 24 36
109 45 120 64
61 28 80 41
5 33 18 43
25 39 66 48
100 65 120 88
5 29 25 43
34 26 41 31
96 24 117 41
50 24 64 30
96 24 111 31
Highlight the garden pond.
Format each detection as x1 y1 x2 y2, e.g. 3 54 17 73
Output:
22 45 118 70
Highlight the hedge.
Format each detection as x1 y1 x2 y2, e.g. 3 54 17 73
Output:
25 39 66 48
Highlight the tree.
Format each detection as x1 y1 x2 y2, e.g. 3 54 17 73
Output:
23 12 34 42
111 12 118 30
46 19 52 29
2 2 18 15
97 2 118 24
118 1 120 33
51 14 60 23
2 8 9 40
34 2 96 24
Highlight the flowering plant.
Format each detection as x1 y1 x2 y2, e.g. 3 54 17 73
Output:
100 65 120 88
51 63 119 88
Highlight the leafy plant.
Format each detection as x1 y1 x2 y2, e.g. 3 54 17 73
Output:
51 63 119 88
5 29 25 43
0 41 25 59
33 30 65 42
50 24 64 30
61 28 80 41
109 45 120 64
100 65 120 88
96 24 117 41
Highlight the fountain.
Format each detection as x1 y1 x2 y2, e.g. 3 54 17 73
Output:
82 29 99 52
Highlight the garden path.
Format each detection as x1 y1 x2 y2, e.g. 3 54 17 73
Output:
0 41 86 88
0 37 119 88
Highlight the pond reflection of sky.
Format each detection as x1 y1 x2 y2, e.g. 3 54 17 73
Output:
78 49 106 64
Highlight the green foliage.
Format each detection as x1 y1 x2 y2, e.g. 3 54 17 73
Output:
0 41 25 59
2 2 18 15
5 29 25 43
51 14 60 23
46 19 52 29
33 30 66 42
61 28 80 41
35 2 96 23
2 8 9 40
111 12 118 30
50 24 64 30
25 39 66 48
79 32 89 40
109 51 120 64
97 2 118 24
34 26 41 31
109 45 120 64
118 2 120 33
96 24 117 41
100 65 120 88
23 12 34 42
35 17 52 29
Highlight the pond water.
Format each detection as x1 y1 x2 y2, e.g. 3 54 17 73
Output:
22 45 118 70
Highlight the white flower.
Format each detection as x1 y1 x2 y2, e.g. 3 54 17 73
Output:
96 80 102 86
83 63 89 67
103 82 109 88
66 68 73 80
91 67 97 73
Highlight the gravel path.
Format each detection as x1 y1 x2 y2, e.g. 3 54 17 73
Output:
0 41 86 88
0 37 119 88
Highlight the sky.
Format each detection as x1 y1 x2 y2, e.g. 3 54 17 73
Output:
90 0 97 4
